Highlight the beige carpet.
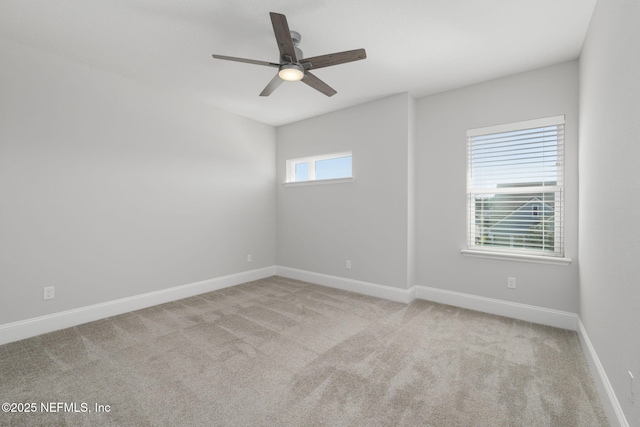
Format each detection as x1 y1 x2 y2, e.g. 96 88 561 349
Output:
1 276 608 426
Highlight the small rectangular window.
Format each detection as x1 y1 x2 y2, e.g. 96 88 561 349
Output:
286 152 352 183
466 116 565 257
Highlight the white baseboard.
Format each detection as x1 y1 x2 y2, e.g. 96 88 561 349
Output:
415 285 579 330
0 266 276 346
275 266 415 304
275 267 578 330
577 319 629 427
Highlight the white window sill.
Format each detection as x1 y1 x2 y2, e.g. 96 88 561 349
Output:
283 177 354 187
461 249 572 265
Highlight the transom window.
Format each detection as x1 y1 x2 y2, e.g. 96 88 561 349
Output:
466 116 565 257
286 152 352 183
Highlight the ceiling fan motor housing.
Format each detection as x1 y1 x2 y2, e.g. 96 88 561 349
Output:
290 31 303 61
290 31 301 46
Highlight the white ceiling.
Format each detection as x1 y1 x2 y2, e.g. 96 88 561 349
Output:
0 0 597 126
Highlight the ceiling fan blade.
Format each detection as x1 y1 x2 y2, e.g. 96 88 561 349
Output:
260 74 284 96
301 72 337 97
270 12 297 63
212 54 280 68
301 48 367 70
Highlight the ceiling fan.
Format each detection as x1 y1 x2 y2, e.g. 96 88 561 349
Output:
212 12 367 97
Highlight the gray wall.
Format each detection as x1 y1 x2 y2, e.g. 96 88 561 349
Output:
276 93 414 289
0 38 276 325
276 64 579 312
580 0 640 424
415 61 580 313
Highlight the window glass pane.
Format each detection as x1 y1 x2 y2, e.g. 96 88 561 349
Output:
315 156 352 180
295 162 309 181
474 192 556 252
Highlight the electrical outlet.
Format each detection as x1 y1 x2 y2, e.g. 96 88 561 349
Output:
507 277 516 289
346 260 352 269
43 286 55 300
247 254 252 263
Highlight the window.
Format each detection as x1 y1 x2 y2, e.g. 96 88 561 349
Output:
286 152 352 183
466 116 565 258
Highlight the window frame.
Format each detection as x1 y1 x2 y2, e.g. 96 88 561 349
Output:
464 115 571 264
285 151 353 184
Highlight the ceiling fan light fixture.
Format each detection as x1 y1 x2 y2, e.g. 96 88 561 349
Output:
278 64 304 81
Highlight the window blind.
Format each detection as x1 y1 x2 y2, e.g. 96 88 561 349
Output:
467 116 564 257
